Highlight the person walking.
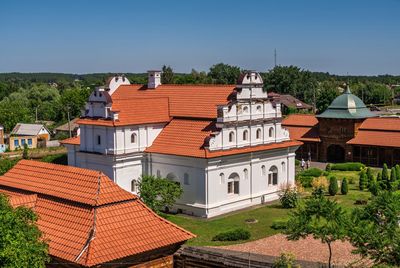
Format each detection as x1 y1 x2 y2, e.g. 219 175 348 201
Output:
301 158 305 171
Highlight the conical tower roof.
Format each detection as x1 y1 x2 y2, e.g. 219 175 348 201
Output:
317 85 376 119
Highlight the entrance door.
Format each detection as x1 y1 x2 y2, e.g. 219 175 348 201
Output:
327 144 345 163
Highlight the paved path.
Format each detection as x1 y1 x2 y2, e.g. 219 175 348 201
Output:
216 234 369 267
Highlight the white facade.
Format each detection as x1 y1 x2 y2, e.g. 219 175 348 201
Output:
66 71 299 218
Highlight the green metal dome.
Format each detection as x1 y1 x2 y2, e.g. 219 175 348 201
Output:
317 86 376 119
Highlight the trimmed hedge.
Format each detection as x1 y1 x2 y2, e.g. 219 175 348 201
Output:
330 162 365 171
299 168 323 177
296 176 313 187
271 220 288 230
212 228 251 241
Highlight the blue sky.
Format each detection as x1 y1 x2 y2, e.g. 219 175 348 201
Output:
1 0 399 75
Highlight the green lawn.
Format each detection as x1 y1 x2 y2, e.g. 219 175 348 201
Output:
165 169 373 246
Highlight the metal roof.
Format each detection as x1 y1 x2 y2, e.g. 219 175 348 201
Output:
11 123 48 136
317 86 376 119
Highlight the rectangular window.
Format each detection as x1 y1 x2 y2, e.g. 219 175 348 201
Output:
228 181 233 194
14 139 19 147
273 173 278 185
21 139 26 145
97 135 101 145
268 174 272 185
28 139 32 146
234 181 239 194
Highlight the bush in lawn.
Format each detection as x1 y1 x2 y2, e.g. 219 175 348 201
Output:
330 162 365 171
359 170 368 190
299 167 323 177
369 178 379 196
273 252 298 268
396 164 400 181
279 186 299 208
391 167 397 181
328 176 338 196
212 228 251 241
311 176 328 197
295 159 300 167
366 167 374 187
296 175 313 188
325 163 331 172
271 219 288 230
341 178 348 195
348 177 355 184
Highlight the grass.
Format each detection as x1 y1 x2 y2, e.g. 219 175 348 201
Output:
165 169 375 246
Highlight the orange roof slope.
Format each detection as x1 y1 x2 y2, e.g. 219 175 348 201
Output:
0 160 194 267
78 97 170 127
347 117 400 148
282 114 318 127
112 84 235 119
0 160 133 206
146 119 302 158
60 136 80 145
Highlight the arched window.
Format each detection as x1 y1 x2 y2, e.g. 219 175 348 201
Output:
256 128 262 140
261 165 266 176
220 173 225 184
269 127 274 138
227 173 240 194
131 179 138 192
243 106 248 113
229 131 235 143
131 133 137 143
243 130 249 141
268 166 278 186
256 105 262 112
184 173 189 185
244 169 248 180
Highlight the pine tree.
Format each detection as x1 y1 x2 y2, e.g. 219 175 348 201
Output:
341 178 348 195
366 167 373 187
382 164 389 181
359 170 367 191
369 178 379 196
329 176 338 196
395 165 400 181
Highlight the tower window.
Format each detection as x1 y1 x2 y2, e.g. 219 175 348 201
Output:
269 127 274 138
243 130 249 141
229 131 235 143
256 128 262 139
131 133 137 143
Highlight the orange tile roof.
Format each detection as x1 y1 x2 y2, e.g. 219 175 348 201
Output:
112 84 235 119
282 114 319 127
347 130 400 148
0 160 194 267
60 136 80 145
285 126 321 142
358 117 400 131
146 119 302 158
78 97 171 127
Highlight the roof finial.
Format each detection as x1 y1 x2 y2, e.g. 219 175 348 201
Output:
345 73 351 94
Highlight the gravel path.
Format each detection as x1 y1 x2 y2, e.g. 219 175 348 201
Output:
216 234 368 266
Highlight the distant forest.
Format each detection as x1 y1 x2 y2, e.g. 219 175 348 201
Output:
0 63 399 135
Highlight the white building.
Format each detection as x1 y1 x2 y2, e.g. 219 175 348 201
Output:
62 71 301 218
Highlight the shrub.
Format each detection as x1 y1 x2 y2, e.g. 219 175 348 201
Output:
296 176 313 188
279 187 299 208
330 162 365 171
366 167 374 185
212 228 251 241
369 179 379 196
391 167 397 181
299 168 323 177
348 177 355 184
41 154 68 165
341 178 348 195
382 164 389 181
328 176 338 196
396 165 400 181
359 170 367 190
273 252 299 268
295 159 300 167
312 176 329 193
325 163 331 172
271 220 288 230
0 158 19 175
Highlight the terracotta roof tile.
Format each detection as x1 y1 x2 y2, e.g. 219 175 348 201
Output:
358 117 400 131
285 126 321 142
282 114 319 127
0 160 194 267
347 130 400 147
60 136 80 145
78 98 170 127
111 84 235 119
146 119 302 158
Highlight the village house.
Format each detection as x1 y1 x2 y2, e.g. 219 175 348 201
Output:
283 85 400 167
0 160 194 267
8 123 51 151
54 118 80 138
268 92 313 114
0 124 5 153
62 72 301 218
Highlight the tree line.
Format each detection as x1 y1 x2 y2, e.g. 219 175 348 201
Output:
1 63 399 133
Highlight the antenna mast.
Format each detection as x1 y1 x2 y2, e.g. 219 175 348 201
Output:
274 48 277 67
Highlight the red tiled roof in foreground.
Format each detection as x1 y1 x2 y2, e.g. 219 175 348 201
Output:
78 97 171 127
146 119 302 158
347 117 400 148
111 84 236 119
0 160 194 267
282 114 319 127
60 135 80 145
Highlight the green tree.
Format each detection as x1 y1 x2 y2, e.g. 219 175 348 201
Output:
341 178 348 195
381 164 391 191
316 80 340 113
285 195 348 268
391 168 397 188
359 170 367 190
161 65 174 84
366 167 374 187
208 63 241 84
0 194 49 267
138 175 183 214
349 191 400 266
328 176 338 196
22 144 29 160
0 99 34 132
396 165 400 182
369 177 379 196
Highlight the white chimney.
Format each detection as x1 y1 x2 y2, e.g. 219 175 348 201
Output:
147 70 161 89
